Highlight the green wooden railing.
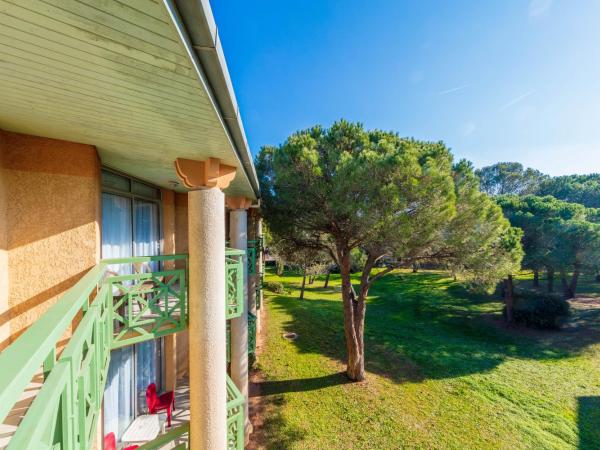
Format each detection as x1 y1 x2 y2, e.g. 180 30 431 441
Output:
227 374 245 450
248 312 257 361
137 422 189 449
104 256 188 348
256 271 263 310
226 248 245 320
0 252 245 450
247 239 259 276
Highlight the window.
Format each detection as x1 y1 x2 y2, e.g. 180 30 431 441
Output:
101 169 165 442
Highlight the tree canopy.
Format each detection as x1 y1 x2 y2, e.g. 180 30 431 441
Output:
536 174 600 208
475 162 547 196
497 195 600 297
258 120 523 380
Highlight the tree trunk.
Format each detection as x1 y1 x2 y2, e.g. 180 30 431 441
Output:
547 268 554 292
276 259 284 276
412 263 418 273
505 275 515 325
323 269 331 288
533 270 539 288
299 269 307 300
560 269 571 298
568 266 580 299
339 252 365 381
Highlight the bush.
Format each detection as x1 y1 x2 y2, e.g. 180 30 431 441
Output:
328 249 367 274
507 290 570 329
264 281 286 294
349 248 367 273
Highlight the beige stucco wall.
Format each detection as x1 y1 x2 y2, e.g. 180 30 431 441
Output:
175 193 189 258
174 192 189 379
0 129 101 350
161 189 190 380
0 135 8 349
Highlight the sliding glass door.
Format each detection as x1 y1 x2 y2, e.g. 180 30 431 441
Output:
101 171 164 442
104 347 134 439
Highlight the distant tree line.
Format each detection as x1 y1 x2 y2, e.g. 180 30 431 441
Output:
477 162 600 298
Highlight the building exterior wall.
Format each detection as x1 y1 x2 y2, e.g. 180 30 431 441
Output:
161 188 179 390
175 193 189 259
0 129 101 350
174 192 189 379
0 137 9 350
162 189 176 267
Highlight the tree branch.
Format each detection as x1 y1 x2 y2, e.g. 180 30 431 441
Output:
366 265 396 288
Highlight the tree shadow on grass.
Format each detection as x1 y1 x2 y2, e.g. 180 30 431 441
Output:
254 372 351 396
577 396 600 449
267 271 600 384
256 394 305 450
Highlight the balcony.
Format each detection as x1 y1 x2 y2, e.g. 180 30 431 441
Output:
226 248 245 320
127 375 243 450
247 239 263 276
0 252 245 449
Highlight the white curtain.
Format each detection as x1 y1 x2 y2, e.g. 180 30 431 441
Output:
101 193 162 440
102 193 132 275
135 340 160 413
103 347 134 441
133 201 161 411
134 200 159 271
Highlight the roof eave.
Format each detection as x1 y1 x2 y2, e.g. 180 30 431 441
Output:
163 0 260 199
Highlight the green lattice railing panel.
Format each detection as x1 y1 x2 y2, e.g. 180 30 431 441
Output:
256 271 263 310
106 264 187 348
7 285 112 449
0 255 187 449
227 374 245 450
248 312 257 357
226 321 231 363
0 252 244 449
247 240 257 276
226 248 244 320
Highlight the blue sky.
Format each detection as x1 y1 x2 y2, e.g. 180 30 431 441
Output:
212 0 600 175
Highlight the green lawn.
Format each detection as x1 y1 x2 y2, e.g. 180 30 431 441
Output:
253 269 600 449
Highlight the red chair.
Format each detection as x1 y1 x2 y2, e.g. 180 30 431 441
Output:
103 432 139 450
146 383 175 427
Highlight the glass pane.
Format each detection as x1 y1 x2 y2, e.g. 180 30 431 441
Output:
103 347 134 442
134 199 160 270
102 193 133 275
132 180 160 199
102 170 130 192
135 340 162 414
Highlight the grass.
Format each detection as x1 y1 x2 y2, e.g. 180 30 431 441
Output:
253 269 600 449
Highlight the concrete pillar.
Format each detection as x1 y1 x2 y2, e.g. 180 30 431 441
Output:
188 188 227 450
256 218 263 334
229 208 251 439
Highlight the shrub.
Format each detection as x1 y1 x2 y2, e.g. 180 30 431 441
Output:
264 281 286 294
506 290 570 329
329 249 367 274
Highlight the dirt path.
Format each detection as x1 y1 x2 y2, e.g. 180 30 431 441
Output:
248 304 269 449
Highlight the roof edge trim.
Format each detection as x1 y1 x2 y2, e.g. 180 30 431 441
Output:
162 0 260 198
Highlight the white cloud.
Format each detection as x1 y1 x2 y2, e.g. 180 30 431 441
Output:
437 84 470 96
461 121 476 136
499 90 534 111
529 0 552 17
